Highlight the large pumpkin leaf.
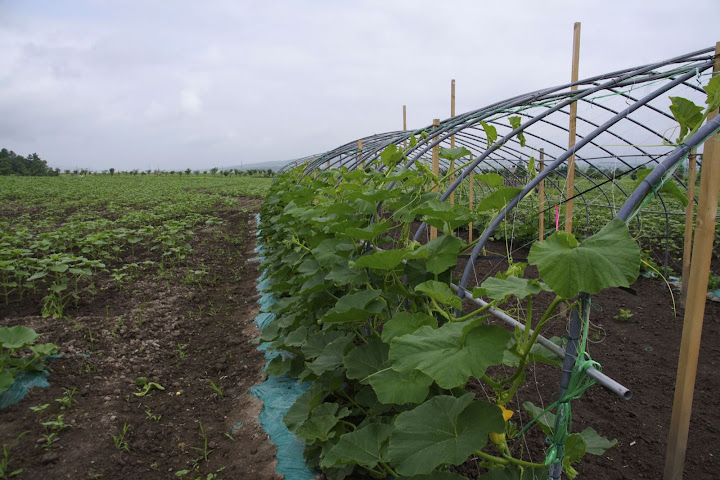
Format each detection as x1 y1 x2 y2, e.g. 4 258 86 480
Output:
0 326 40 349
388 394 504 475
321 423 394 469
389 322 510 389
473 276 550 301
508 116 526 147
476 187 522 212
0 371 15 394
307 334 355 376
669 96 703 141
579 427 617 455
415 280 462 310
381 312 437 343
480 121 498 149
351 249 408 270
439 146 472 161
344 339 432 404
475 173 504 188
413 235 464 274
319 289 384 324
368 369 432 405
527 219 640 299
704 74 720 111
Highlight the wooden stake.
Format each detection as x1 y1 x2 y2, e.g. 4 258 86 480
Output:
538 148 545 242
564 22 581 234
664 40 720 480
468 161 474 243
681 152 697 306
403 105 408 149
450 79 456 206
358 139 363 169
431 119 440 241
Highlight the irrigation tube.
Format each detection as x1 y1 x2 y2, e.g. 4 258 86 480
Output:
450 284 632 400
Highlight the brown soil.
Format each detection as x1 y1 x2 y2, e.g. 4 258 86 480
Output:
0 207 281 480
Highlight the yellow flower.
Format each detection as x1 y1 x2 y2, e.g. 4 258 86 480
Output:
489 405 514 445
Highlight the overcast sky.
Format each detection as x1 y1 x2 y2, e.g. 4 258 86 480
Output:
1 1 718 172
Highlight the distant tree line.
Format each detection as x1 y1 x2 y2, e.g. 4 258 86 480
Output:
0 148 59 176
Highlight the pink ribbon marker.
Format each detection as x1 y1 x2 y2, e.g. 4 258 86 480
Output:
555 205 560 231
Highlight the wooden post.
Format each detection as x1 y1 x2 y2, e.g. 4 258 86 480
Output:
564 21 581 234
403 105 408 149
664 40 720 480
681 152 697 306
358 139 363 169
468 160 474 243
431 119 440 241
450 79 456 206
538 148 545 242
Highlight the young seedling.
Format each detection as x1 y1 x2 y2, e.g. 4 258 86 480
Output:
111 422 131 452
190 422 213 464
175 343 188 360
0 431 27 478
55 387 77 410
144 406 162 423
614 308 634 322
208 380 223 398
29 403 50 413
134 377 165 397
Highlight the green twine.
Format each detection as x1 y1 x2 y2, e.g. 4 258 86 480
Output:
513 296 600 475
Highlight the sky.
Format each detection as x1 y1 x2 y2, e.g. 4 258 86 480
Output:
1 0 718 172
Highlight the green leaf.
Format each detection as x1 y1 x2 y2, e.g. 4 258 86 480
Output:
342 221 394 242
528 219 640 299
390 322 510 389
413 200 472 233
579 427 617 455
473 276 550 301
284 385 325 432
476 187 522 212
562 433 587 479
351 249 407 270
344 339 432 404
508 116 526 147
344 339 388 382
704 74 720 112
480 121 498 149
414 235 464 274
521 401 555 437
475 173 504 188
325 263 369 286
669 96 703 141
0 326 40 349
296 402 343 442
633 168 688 207
415 280 461 309
380 144 404 168
439 146 472 161
0 371 15 394
388 394 504 475
307 334 355 376
369 369 432 405
321 423 394 469
381 312 437 343
319 289 384 324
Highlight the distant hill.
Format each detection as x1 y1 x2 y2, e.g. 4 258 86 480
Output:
223 160 291 172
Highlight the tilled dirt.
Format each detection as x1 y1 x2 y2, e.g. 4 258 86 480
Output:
0 208 281 480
